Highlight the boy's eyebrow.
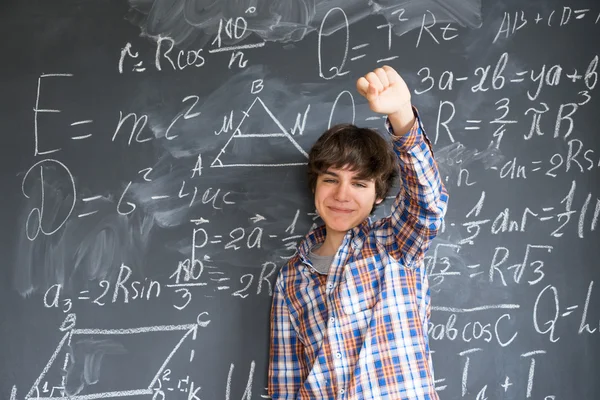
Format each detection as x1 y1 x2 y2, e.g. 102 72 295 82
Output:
322 170 373 181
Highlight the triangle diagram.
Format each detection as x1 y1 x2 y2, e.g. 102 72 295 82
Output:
211 97 309 168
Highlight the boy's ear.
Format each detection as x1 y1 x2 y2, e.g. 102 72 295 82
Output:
375 198 383 205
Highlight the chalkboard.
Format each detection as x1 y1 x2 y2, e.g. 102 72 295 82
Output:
1 0 599 399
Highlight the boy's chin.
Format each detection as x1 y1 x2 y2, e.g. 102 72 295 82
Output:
325 221 357 234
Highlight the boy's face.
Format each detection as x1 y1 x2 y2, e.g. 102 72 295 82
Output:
314 166 383 235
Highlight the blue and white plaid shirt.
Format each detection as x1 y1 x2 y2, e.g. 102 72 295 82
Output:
268 110 449 399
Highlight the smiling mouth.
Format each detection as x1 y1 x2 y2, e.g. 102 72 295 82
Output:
328 206 354 213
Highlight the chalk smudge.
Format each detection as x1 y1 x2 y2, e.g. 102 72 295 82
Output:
127 0 482 46
64 339 127 397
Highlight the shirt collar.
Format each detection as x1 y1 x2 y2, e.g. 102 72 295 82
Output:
297 218 371 261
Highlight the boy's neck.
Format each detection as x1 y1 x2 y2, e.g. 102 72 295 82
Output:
314 229 346 256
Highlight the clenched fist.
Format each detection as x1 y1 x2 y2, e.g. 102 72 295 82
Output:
356 65 415 136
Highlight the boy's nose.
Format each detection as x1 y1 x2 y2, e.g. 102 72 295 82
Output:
334 183 350 201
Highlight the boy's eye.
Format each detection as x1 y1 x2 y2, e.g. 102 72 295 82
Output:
353 182 367 188
323 178 336 183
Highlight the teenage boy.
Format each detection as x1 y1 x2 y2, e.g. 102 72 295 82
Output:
268 65 449 399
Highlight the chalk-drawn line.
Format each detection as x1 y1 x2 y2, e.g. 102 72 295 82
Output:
71 134 92 140
214 163 307 167
432 304 520 313
28 389 153 400
71 120 93 126
26 333 70 399
208 42 265 53
72 324 196 335
148 325 197 389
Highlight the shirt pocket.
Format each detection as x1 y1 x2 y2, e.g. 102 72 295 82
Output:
340 254 385 315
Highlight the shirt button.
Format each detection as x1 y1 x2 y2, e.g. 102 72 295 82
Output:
339 389 345 394
327 283 333 289
329 317 335 323
336 352 342 359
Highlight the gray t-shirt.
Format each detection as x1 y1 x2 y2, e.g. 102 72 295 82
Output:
308 245 335 275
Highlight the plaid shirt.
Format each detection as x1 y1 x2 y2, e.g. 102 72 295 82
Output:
268 110 449 399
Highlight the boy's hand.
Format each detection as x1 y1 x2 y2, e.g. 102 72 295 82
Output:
356 65 411 115
356 65 415 135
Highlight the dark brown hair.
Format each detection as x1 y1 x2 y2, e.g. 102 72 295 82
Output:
308 123 397 203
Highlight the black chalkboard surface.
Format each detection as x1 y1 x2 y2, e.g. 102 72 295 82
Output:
1 0 599 399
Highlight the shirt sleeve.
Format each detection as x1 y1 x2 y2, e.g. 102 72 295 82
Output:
382 107 449 266
268 279 307 399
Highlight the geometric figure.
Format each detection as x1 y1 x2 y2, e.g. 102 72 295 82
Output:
25 324 198 400
211 97 308 168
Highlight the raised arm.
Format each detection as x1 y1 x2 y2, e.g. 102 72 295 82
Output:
268 278 307 399
357 66 449 265
386 111 448 264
